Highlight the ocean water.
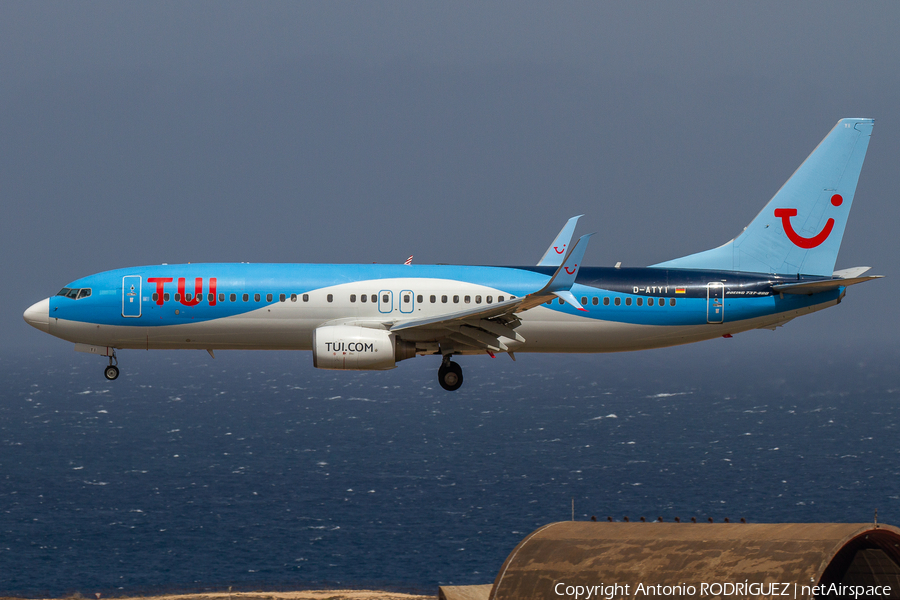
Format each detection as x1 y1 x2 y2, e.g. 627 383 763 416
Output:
1 342 899 596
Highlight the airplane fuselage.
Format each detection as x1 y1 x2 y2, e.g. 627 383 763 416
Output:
34 263 840 354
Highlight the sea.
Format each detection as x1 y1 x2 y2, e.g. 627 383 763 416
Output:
2 340 899 596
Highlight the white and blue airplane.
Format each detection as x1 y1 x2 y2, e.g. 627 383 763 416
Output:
24 118 880 390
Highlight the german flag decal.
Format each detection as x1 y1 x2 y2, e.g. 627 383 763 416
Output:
675 287 686 294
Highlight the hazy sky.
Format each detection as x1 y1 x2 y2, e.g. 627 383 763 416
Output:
4 1 899 351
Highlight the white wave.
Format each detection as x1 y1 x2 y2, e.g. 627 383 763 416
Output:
589 413 617 421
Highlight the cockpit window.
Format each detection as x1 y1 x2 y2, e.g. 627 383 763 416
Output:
57 287 92 299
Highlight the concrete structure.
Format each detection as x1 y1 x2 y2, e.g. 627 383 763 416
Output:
483 522 900 599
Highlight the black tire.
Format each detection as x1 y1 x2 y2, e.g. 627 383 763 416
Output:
438 361 463 391
104 365 120 381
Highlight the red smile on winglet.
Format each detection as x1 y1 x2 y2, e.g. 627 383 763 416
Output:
774 194 843 249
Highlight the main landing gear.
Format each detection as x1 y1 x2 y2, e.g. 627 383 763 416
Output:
438 357 463 391
104 349 119 381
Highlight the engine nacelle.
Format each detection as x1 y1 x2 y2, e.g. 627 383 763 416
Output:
312 325 416 371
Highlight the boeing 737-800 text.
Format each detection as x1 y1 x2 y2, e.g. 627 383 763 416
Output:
24 118 880 390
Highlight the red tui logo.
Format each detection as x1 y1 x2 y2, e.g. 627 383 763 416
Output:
774 194 843 249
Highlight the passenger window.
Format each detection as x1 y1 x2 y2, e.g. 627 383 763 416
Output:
291 294 297 302
361 294 367 303
403 294 410 303
152 293 159 302
648 298 654 306
219 293 225 302
558 298 563 305
670 298 676 306
453 295 460 303
498 295 504 302
230 293 236 302
659 298 665 307
303 294 310 302
208 293 214 302
242 294 249 302
603 297 609 306
165 293 170 302
176 293 182 301
350 294 356 303
382 294 389 303
592 297 599 305
476 295 482 304
430 295 436 303
487 296 493 304
581 296 587 305
254 293 261 302
464 295 470 303
417 295 423 303
626 298 632 306
279 294 286 302
637 297 643 306
442 295 448 303
370 294 376 303
328 294 334 303
614 297 620 306
266 294 273 302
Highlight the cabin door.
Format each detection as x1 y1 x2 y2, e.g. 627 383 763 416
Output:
399 289 415 314
378 290 393 314
706 282 724 324
122 275 142 318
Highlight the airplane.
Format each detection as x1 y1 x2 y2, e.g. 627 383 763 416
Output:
24 118 880 391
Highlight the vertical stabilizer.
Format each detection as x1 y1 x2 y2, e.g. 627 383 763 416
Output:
652 118 874 276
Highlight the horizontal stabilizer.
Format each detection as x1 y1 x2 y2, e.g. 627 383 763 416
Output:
772 275 882 295
832 266 872 279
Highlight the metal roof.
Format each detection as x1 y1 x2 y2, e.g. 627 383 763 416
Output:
489 522 900 600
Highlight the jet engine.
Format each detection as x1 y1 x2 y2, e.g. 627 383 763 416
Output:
312 325 416 370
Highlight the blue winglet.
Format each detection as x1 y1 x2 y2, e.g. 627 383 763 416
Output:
538 215 583 266
549 233 593 311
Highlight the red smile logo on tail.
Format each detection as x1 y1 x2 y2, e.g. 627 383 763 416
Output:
774 194 843 249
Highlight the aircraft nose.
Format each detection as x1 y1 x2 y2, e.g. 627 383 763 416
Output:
24 298 51 333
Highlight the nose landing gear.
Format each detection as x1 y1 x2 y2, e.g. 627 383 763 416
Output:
103 350 119 381
438 357 463 391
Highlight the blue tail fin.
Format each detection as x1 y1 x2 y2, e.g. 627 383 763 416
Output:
652 118 874 276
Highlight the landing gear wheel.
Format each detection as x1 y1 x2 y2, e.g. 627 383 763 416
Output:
438 361 463 391
104 365 119 381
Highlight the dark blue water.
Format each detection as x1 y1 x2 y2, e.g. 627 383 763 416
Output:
2 341 899 596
